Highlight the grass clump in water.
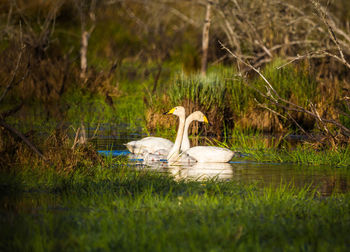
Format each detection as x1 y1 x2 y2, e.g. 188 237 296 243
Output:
161 61 320 135
166 67 248 135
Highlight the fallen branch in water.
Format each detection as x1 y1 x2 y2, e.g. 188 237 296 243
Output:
0 120 45 160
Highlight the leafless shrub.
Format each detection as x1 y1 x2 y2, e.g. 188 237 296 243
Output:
214 0 350 75
220 40 350 148
0 1 117 161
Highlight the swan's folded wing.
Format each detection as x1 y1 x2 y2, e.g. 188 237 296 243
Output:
125 137 174 154
184 146 234 163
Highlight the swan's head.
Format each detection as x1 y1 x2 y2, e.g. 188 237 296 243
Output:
188 111 209 124
163 106 186 117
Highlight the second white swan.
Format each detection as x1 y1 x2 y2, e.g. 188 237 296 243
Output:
167 112 235 163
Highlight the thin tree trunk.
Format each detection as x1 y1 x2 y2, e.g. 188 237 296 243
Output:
80 30 89 79
201 1 212 76
77 0 96 81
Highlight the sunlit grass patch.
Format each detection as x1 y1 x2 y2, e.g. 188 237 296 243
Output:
1 163 349 251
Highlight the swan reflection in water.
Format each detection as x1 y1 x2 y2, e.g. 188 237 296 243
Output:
168 162 234 181
128 153 234 181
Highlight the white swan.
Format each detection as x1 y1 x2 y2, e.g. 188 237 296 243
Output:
124 106 185 155
124 109 208 156
168 112 235 163
166 110 209 162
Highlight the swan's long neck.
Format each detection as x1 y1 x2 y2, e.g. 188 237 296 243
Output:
181 114 194 152
167 115 186 162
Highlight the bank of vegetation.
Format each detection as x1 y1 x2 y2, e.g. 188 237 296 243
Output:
0 0 350 169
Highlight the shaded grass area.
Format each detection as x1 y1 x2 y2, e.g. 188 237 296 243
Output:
1 157 350 251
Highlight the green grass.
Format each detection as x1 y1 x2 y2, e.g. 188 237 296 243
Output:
1 157 350 251
253 59 318 106
164 61 320 134
169 71 229 111
218 130 350 167
168 66 251 115
167 61 317 113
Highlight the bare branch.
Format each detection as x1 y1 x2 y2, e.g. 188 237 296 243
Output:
311 0 350 70
169 7 199 28
0 121 45 160
219 41 278 98
220 41 350 142
0 26 26 103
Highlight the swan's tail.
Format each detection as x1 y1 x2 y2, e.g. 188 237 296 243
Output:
124 142 135 153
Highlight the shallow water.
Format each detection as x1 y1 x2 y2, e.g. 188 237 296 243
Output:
1 129 349 251
97 134 350 197
109 153 349 196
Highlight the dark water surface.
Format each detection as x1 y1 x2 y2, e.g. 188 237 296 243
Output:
94 129 350 196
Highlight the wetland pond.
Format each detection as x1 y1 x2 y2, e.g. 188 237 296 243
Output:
2 125 350 251
93 125 350 196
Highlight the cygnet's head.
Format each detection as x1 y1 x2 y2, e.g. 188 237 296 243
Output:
188 111 209 124
163 106 186 117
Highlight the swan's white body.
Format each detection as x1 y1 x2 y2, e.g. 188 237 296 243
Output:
127 107 234 164
124 106 186 156
124 137 173 155
181 146 234 163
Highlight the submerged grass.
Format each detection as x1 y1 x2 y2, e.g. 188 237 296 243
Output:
1 157 349 251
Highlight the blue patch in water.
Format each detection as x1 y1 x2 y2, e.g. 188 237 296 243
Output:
98 150 130 156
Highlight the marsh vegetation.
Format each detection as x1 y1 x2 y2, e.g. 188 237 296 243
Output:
1 0 350 250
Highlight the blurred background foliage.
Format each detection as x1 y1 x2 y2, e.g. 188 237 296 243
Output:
0 0 349 137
